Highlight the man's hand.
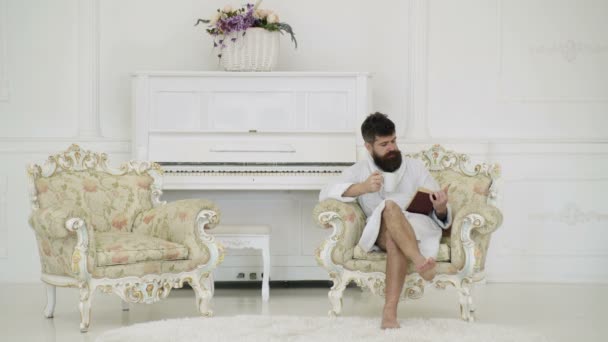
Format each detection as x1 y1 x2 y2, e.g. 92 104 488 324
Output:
341 171 384 198
363 171 383 193
430 184 450 216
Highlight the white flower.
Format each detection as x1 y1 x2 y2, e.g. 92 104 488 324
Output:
210 12 221 25
223 5 233 13
256 9 269 18
267 13 280 24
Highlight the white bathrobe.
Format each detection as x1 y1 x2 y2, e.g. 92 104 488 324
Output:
319 153 453 258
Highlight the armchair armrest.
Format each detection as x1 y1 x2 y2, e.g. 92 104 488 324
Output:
456 202 503 236
312 199 367 270
132 199 222 264
28 205 94 279
29 205 88 239
449 201 503 276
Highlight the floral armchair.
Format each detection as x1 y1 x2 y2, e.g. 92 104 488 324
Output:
313 145 503 322
27 145 224 332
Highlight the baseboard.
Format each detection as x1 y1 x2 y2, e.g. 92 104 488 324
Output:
180 280 342 289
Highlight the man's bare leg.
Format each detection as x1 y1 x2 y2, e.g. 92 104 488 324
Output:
376 220 407 329
382 200 436 280
375 201 438 329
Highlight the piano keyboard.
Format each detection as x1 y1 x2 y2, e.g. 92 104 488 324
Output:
158 163 353 190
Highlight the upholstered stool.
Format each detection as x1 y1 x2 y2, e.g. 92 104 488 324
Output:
210 224 271 301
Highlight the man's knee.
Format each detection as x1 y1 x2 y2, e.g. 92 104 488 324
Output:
383 200 402 218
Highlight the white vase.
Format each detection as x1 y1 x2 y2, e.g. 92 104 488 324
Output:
219 27 280 72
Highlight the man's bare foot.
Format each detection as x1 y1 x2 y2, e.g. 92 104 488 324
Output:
415 257 436 281
381 318 400 329
381 306 401 329
415 257 435 272
419 265 436 281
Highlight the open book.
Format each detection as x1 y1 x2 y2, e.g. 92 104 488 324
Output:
405 187 435 215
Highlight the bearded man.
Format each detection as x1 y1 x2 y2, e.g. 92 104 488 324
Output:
319 112 452 329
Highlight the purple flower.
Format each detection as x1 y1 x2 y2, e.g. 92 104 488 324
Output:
216 5 255 35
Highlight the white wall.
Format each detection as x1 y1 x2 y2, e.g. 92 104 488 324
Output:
0 0 606 283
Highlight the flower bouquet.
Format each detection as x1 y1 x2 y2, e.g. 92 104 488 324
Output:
196 0 297 71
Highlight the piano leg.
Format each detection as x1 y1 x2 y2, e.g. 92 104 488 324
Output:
262 237 270 302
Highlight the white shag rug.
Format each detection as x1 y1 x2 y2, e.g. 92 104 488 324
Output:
95 315 550 342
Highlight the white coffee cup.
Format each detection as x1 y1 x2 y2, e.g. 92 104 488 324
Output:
382 172 398 193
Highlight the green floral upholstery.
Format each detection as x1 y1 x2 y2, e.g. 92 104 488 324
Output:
95 233 188 267
433 169 492 215
34 171 154 233
132 199 220 265
35 234 91 277
312 199 367 268
29 204 88 238
448 199 503 272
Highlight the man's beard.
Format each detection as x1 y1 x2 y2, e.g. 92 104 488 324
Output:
372 150 403 172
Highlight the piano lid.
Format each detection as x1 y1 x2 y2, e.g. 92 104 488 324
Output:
147 132 356 164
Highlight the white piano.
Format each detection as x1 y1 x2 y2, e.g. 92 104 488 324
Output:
132 71 371 280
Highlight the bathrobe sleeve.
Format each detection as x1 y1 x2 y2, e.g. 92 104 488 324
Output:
319 165 360 203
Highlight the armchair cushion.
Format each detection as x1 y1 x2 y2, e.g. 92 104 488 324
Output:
352 243 451 263
132 199 221 264
95 233 188 267
343 258 458 274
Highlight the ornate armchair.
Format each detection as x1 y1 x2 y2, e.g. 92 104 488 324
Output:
27 145 224 332
313 145 503 322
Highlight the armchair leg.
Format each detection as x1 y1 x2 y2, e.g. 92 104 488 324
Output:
190 274 213 317
78 283 93 333
262 241 270 302
43 283 56 318
457 279 475 322
328 273 349 317
209 272 215 297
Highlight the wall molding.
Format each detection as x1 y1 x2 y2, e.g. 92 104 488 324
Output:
0 0 9 102
0 0 103 137
0 138 130 154
77 0 102 138
396 138 608 156
495 249 608 258
497 0 608 103
0 175 7 258
0 137 604 156
404 0 430 139
529 202 608 227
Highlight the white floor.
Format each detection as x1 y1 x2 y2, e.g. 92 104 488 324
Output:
0 283 606 341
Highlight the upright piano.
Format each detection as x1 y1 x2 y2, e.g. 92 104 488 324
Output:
132 71 371 280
